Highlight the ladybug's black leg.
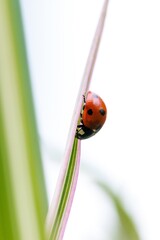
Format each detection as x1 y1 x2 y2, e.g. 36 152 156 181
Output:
76 123 84 134
82 95 86 111
76 125 83 138
77 124 83 129
82 94 86 103
76 94 87 139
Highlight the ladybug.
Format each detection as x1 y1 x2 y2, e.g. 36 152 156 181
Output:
76 91 107 140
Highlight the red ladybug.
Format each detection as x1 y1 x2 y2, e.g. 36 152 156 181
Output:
76 91 107 140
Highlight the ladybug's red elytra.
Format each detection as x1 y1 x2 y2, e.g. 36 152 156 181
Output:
76 91 107 140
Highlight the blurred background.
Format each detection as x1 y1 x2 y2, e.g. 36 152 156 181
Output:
20 0 160 239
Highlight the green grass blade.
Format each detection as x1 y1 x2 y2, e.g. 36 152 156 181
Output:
48 138 80 240
46 1 109 239
0 0 48 239
97 181 140 240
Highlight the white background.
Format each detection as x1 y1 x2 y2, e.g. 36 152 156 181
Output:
21 0 160 239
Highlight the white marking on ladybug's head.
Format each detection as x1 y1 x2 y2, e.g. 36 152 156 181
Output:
77 128 85 136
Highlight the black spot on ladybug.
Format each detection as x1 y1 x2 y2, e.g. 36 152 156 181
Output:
87 109 93 115
99 108 106 116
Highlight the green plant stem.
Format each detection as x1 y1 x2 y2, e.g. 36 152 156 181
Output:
49 138 79 240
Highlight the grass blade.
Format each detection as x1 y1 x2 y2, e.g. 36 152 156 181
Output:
46 0 109 239
47 139 81 240
0 1 48 239
97 181 140 240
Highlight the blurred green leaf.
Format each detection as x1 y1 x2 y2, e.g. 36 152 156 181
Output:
0 0 48 239
97 181 140 240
